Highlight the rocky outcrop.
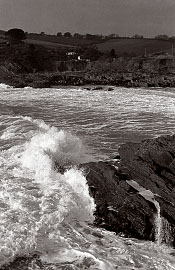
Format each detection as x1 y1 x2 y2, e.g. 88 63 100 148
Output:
81 134 175 246
1 68 175 88
118 135 175 242
0 254 43 270
81 161 156 241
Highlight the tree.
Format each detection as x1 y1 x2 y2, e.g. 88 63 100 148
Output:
5 28 26 44
64 32 72 38
110 48 116 58
83 47 102 61
74 33 82 38
57 32 62 37
108 34 119 38
27 45 54 72
85 34 99 40
155 35 169 40
132 34 143 39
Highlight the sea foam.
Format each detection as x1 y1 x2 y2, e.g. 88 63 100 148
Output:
0 116 95 266
17 118 96 222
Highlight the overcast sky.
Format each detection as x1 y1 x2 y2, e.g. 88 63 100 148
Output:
0 0 174 37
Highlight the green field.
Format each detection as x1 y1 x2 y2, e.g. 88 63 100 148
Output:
96 38 175 56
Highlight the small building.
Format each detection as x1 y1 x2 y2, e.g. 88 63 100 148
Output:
66 52 76 56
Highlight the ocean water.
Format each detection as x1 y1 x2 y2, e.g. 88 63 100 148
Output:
0 84 175 269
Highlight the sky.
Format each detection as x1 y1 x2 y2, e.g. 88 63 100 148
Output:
0 0 175 37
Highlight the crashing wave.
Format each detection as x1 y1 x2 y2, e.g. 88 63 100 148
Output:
0 83 13 90
0 116 95 267
1 116 175 269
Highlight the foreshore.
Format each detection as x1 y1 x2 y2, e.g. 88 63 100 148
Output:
1 70 175 88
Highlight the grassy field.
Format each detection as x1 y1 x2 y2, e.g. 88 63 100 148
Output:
27 33 102 47
25 39 76 49
96 38 175 56
26 35 175 56
1 28 175 57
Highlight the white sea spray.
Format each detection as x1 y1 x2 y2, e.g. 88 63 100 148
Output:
0 116 95 266
0 86 175 269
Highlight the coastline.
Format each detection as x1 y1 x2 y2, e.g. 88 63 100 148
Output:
1 70 175 89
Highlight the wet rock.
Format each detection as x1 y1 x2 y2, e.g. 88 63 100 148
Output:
92 86 103 90
113 154 120 160
81 134 175 246
0 254 43 270
118 135 175 244
107 87 114 91
80 161 156 241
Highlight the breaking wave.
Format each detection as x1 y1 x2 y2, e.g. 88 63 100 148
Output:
0 112 175 269
0 83 12 90
0 115 95 267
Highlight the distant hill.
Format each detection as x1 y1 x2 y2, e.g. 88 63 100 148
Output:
25 39 76 49
25 34 175 56
96 38 175 56
1 29 175 57
26 33 102 47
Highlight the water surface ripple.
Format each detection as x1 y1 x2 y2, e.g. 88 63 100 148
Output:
0 86 175 159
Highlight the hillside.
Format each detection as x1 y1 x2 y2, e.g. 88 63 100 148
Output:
0 29 175 88
26 36 175 57
25 39 75 49
97 38 175 56
26 33 102 47
1 28 175 57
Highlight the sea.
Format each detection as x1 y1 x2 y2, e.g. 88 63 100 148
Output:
0 83 175 269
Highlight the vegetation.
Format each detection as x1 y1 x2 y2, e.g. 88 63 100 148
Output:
57 32 62 37
154 35 169 40
97 38 175 57
132 34 143 39
109 49 116 58
5 28 26 44
64 32 72 38
26 33 103 47
0 28 175 88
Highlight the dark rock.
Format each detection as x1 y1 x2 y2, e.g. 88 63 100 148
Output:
80 134 175 246
113 154 120 160
118 135 175 244
80 161 156 241
107 87 114 91
0 254 43 270
118 135 175 202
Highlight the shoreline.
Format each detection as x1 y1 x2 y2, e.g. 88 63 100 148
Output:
1 70 175 89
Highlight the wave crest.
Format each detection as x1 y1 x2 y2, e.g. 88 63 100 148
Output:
0 117 95 266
